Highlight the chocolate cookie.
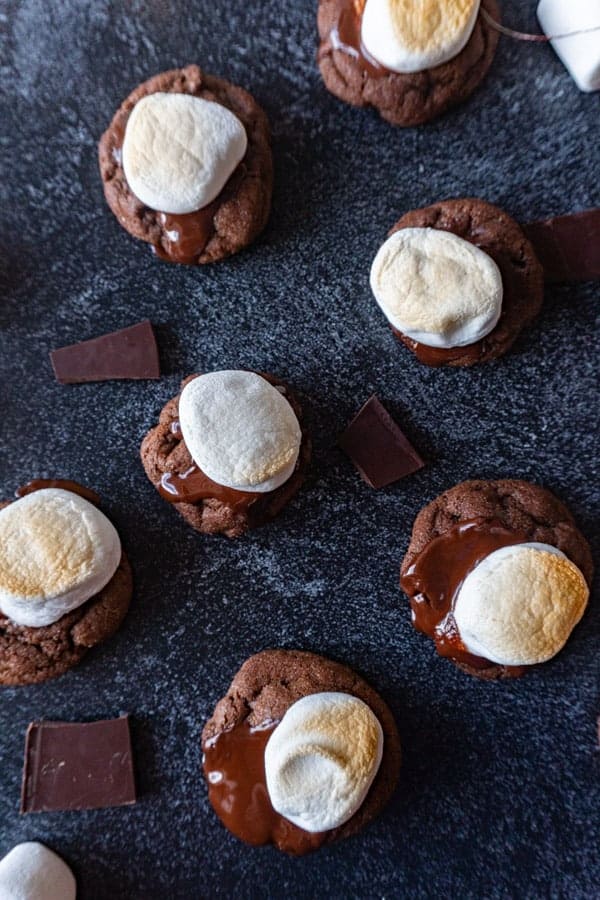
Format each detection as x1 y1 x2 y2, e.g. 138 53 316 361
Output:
140 374 311 538
317 0 500 126
99 65 273 264
400 479 593 680
0 533 132 688
387 198 544 366
202 649 401 854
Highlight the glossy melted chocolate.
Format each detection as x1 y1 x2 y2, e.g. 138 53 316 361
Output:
15 479 101 506
203 720 325 855
401 519 530 671
330 0 386 76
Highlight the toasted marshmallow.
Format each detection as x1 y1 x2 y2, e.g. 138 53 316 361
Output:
361 0 480 73
179 371 302 493
537 0 600 93
122 92 247 214
370 228 503 348
454 543 589 666
0 489 121 627
0 842 76 900
264 692 383 833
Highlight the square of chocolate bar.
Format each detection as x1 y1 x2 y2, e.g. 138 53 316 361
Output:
50 320 160 384
339 395 424 489
21 715 136 813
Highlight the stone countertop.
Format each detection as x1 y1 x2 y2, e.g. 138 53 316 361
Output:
0 1 598 897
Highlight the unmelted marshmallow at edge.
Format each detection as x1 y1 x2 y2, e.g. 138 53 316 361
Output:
370 228 503 348
0 489 121 628
361 0 481 73
179 371 302 493
264 692 384 833
122 92 248 215
0 842 76 900
454 543 590 666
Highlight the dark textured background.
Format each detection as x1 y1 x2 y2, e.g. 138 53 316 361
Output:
0 1 599 897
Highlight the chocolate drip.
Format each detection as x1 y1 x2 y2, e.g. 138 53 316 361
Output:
401 519 529 671
331 0 386 76
16 479 101 506
203 721 326 855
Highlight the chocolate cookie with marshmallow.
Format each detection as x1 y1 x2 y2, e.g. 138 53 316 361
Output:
400 479 593 680
0 842 76 900
202 649 401 854
141 371 311 538
0 480 132 686
99 65 272 264
318 0 500 126
371 198 544 366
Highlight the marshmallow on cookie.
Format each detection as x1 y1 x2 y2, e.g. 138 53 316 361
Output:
537 0 600 93
0 489 121 627
122 92 247 214
264 692 383 832
0 842 76 900
179 371 302 493
370 228 503 348
455 543 589 666
361 0 481 72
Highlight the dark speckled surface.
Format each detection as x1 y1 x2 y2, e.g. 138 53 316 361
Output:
0 2 599 897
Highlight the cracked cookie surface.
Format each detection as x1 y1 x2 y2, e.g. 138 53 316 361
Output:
317 0 500 126
400 479 593 679
202 649 401 849
99 65 273 264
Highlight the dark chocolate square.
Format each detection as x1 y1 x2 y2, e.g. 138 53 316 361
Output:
21 716 136 813
339 395 424 489
50 320 160 383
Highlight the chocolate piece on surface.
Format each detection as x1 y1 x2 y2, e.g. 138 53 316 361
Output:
339 395 424 489
21 715 136 812
50 320 160 384
523 209 600 282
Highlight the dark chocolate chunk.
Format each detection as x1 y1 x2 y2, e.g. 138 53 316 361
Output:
21 716 136 813
339 395 424 489
50 320 160 383
523 209 600 282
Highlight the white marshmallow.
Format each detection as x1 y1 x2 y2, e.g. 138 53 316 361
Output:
537 0 600 93
0 489 121 627
179 371 302 493
370 228 503 348
264 692 383 833
122 92 248 214
0 842 76 900
361 0 480 73
454 543 589 666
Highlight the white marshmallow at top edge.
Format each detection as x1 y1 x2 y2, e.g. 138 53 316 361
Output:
361 0 481 73
537 0 600 93
0 842 76 900
122 92 248 214
179 371 302 493
264 692 384 833
454 543 590 666
0 489 121 627
369 228 503 348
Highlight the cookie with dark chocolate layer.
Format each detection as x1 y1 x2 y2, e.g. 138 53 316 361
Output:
388 198 544 366
99 65 273 264
0 502 132 687
317 0 500 127
202 649 401 854
140 374 311 538
400 479 593 680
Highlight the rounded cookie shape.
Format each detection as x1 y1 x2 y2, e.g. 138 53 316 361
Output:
400 479 593 680
385 198 544 366
140 373 311 538
317 0 500 126
202 649 401 854
99 65 273 264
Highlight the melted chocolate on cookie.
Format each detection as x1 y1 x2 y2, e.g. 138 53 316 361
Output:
15 479 100 506
203 720 325 855
401 518 530 672
331 0 386 76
